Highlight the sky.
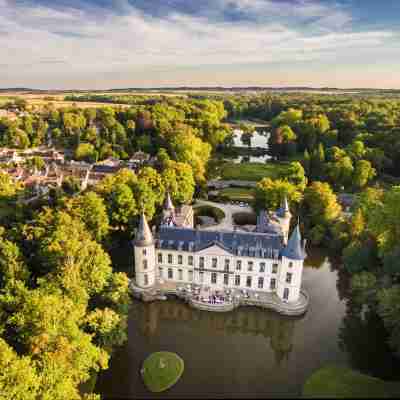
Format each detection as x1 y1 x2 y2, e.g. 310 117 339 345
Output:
1 0 400 89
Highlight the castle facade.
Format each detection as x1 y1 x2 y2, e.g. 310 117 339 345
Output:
133 195 306 303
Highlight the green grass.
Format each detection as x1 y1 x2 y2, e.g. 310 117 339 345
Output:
141 352 184 393
219 187 255 202
220 162 290 182
303 366 400 398
194 205 225 222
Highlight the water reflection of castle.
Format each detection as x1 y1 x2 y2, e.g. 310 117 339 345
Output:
134 300 299 365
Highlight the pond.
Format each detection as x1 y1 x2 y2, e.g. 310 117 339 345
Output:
232 129 270 149
229 129 271 164
96 248 400 398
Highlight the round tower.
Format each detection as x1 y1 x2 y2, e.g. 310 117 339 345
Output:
280 196 292 244
277 222 306 303
134 213 156 289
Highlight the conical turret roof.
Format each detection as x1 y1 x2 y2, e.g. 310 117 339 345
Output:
164 192 175 210
282 223 306 260
135 213 154 246
283 196 290 215
277 196 291 218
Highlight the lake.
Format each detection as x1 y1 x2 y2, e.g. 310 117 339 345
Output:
95 248 400 398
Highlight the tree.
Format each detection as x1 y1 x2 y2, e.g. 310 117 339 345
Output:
161 160 195 204
0 171 23 199
280 162 307 190
63 192 110 242
24 156 45 173
255 178 302 211
368 186 400 257
352 160 376 190
347 140 366 161
303 182 342 244
327 156 354 189
169 126 211 183
377 286 400 355
106 184 138 231
0 338 39 400
75 143 97 163
0 230 30 289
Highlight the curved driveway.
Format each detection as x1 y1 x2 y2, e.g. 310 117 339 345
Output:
194 199 253 231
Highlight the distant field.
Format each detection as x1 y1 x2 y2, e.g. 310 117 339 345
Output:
0 91 185 109
220 161 290 181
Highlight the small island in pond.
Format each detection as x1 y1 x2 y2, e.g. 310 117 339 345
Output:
141 352 185 393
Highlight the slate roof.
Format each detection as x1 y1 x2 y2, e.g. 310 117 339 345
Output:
281 224 306 260
156 226 284 259
135 213 154 246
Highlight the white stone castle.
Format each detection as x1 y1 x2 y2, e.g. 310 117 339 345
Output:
133 194 307 304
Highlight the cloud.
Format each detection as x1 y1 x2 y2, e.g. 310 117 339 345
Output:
0 0 398 88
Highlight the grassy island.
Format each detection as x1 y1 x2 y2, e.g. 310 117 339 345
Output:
141 352 184 393
303 366 400 398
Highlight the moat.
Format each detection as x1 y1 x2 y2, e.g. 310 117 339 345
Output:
96 248 400 398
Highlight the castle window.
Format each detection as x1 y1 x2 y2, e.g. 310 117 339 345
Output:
272 263 278 274
159 267 163 278
270 278 276 290
168 268 173 279
235 275 241 286
188 256 193 266
144 274 148 286
178 269 183 280
289 262 293 268
143 259 148 270
188 270 193 281
286 273 292 284
259 262 266 273
178 255 183 265
258 277 264 289
224 259 230 271
168 254 173 264
248 261 253 272
142 249 147 256
158 253 162 263
212 258 217 268
284 288 289 300
236 260 242 271
224 274 229 285
200 271 204 283
246 276 252 288
211 272 217 284
199 257 205 269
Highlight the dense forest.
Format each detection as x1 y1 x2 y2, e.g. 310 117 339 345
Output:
2 91 400 397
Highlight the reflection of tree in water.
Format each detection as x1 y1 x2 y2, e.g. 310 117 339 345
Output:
135 300 300 366
338 307 400 380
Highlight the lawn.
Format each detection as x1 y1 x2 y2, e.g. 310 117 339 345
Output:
220 161 290 182
303 366 400 398
219 187 255 202
141 352 184 393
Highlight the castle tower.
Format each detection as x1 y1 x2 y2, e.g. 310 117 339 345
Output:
134 213 156 289
277 222 306 303
162 192 176 226
279 196 292 244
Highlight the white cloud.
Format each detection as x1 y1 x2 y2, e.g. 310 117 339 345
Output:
0 0 398 88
